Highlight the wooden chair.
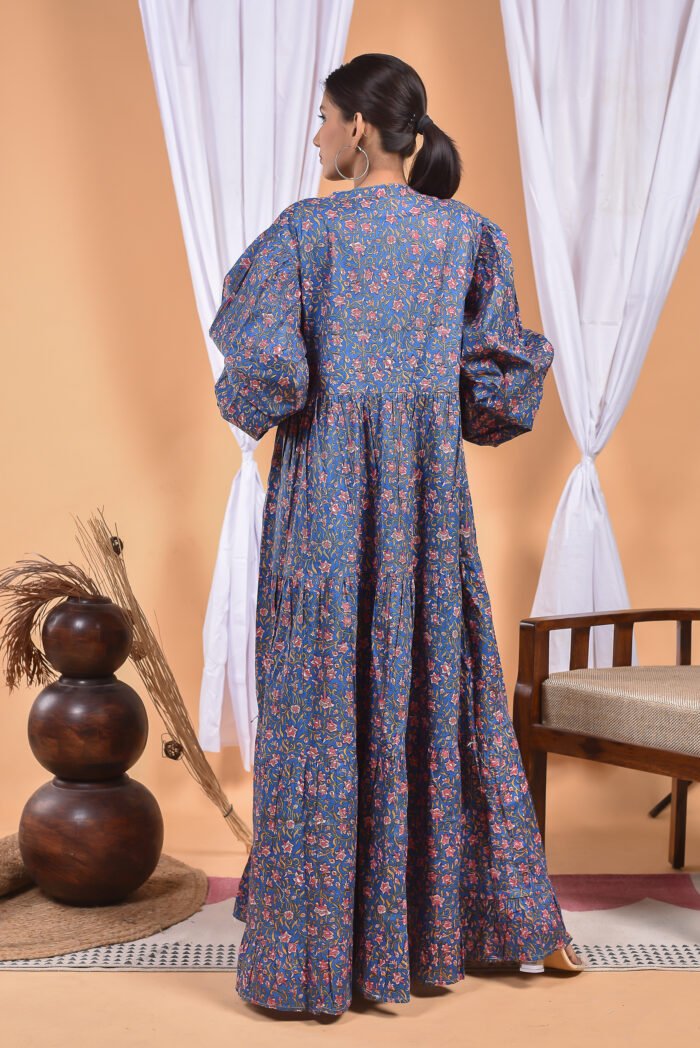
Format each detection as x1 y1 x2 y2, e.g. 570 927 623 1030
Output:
513 608 700 868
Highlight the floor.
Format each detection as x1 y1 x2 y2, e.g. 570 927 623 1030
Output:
3 962 698 1047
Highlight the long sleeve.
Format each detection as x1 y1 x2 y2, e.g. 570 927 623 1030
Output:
210 205 309 440
459 216 554 446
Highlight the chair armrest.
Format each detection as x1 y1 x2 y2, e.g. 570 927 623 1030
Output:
518 608 700 631
513 609 700 736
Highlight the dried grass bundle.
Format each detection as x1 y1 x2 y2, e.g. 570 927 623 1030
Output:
0 510 252 852
0 556 100 691
73 509 253 851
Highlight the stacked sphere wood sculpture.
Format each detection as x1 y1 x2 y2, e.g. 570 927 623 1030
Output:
18 595 164 905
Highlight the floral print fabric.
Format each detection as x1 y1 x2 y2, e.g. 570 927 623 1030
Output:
210 183 571 1015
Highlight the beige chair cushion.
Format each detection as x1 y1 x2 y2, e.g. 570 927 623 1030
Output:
541 664 700 757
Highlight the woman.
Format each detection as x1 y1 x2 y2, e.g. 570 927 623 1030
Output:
210 53 583 1017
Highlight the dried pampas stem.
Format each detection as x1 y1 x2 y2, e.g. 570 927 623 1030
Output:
70 508 252 851
0 556 100 691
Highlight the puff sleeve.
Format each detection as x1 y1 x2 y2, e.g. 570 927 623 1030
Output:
459 217 554 446
210 206 309 440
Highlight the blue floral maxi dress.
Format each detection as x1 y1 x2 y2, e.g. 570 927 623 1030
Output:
210 182 573 1015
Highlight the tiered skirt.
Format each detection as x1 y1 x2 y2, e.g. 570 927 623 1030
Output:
231 388 572 1014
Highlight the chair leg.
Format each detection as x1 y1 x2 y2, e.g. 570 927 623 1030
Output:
529 751 548 847
669 778 690 869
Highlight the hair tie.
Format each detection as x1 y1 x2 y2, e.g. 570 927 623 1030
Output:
415 113 433 134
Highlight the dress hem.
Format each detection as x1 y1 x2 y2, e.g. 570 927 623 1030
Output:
234 928 575 1017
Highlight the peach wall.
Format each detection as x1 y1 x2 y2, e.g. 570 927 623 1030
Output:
1 0 698 876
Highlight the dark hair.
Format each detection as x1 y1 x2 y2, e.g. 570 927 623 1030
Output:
323 53 462 200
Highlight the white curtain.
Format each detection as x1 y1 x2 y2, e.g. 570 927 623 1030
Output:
139 0 355 767
500 0 700 671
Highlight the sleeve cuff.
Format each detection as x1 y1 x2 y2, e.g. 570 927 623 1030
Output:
214 369 273 440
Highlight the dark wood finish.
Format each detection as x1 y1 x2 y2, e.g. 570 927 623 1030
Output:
528 725 700 780
669 779 690 869
612 622 634 666
513 608 700 868
569 627 590 670
678 619 692 665
41 595 132 678
19 776 164 905
28 677 148 780
18 595 163 904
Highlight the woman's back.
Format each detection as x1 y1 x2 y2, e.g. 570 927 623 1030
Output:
211 182 552 582
297 182 473 399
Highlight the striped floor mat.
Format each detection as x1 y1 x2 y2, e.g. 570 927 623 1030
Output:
1 873 698 970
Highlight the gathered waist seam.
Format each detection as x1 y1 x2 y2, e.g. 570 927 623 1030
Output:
305 386 459 402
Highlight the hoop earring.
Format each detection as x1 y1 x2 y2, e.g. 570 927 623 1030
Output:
334 143 370 181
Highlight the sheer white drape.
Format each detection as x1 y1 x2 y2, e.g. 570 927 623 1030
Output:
500 0 700 671
139 0 354 767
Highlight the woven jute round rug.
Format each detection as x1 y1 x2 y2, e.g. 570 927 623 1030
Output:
0 832 34 898
0 833 209 961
